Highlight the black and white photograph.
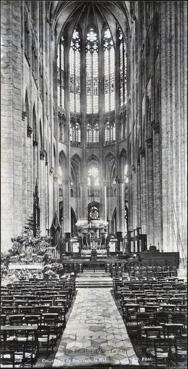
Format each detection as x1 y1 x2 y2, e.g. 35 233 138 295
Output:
1 1 187 368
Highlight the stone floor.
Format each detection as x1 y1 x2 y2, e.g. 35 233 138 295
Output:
53 288 139 367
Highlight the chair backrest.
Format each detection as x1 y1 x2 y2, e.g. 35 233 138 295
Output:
171 312 186 325
136 312 153 325
25 314 41 325
42 313 59 326
145 327 162 339
155 311 169 324
163 323 183 338
0 349 15 368
9 315 25 325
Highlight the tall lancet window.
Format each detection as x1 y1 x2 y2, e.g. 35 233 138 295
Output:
69 30 80 113
57 36 64 109
119 28 127 106
103 27 115 112
86 27 99 114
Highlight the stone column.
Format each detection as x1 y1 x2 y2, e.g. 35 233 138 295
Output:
103 181 108 221
136 160 141 228
116 179 125 234
146 138 154 245
140 150 147 234
160 1 187 255
80 29 88 221
98 35 105 220
63 179 71 233
152 122 162 248
64 37 71 231
40 152 45 235
1 1 23 251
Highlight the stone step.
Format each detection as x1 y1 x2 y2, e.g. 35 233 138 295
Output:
76 284 113 288
77 274 110 278
76 270 113 288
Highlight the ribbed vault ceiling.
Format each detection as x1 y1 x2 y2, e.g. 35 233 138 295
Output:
48 1 131 42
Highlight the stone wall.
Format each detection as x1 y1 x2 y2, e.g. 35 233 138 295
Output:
1 1 57 252
128 1 187 258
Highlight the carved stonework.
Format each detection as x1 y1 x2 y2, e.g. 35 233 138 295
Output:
49 167 54 175
151 120 160 133
131 164 136 172
40 150 45 160
22 111 27 121
27 125 33 138
53 175 58 182
139 147 145 157
146 137 153 147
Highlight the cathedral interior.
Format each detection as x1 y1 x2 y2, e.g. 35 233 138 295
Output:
1 1 187 368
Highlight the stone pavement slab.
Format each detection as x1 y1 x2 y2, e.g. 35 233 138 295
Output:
53 288 138 366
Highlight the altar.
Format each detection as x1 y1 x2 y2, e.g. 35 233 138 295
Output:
75 219 108 258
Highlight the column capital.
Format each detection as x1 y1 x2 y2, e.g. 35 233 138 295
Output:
116 178 124 184
146 137 153 148
139 147 145 157
40 150 45 160
131 164 136 172
27 125 33 138
151 120 160 133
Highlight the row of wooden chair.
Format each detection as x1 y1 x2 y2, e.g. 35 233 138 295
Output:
0 275 76 367
113 275 187 367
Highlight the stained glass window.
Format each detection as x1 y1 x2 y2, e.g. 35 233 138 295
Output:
86 123 99 143
88 166 99 186
86 28 99 114
57 36 64 109
119 28 127 106
124 164 129 183
24 10 30 60
70 121 81 143
103 27 115 112
105 121 115 142
69 30 80 113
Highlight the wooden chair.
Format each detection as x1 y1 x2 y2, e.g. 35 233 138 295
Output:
0 349 15 368
9 314 25 325
37 325 58 356
137 312 153 327
146 337 173 368
173 335 187 362
7 335 38 368
0 314 7 325
154 311 170 325
171 312 186 325
163 323 184 340
25 314 41 325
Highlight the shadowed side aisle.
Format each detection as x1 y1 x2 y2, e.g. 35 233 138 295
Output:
53 288 138 366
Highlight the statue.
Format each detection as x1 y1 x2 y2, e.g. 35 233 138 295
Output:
50 212 61 246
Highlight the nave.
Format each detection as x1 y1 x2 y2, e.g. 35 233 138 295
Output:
1 0 187 368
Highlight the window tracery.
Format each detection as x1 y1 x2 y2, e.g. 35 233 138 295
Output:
86 27 99 114
118 27 127 106
86 122 99 143
103 27 115 112
70 120 81 143
69 30 80 113
57 36 64 109
24 10 30 60
104 121 115 142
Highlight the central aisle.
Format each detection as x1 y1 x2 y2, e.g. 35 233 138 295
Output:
53 287 138 367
